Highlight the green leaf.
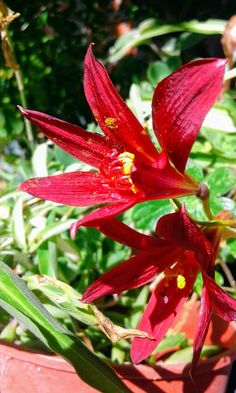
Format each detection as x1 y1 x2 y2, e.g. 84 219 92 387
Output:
26 274 97 326
215 271 224 287
12 194 27 252
0 262 130 393
128 286 149 328
131 200 173 230
108 19 226 62
37 241 58 279
29 219 74 252
55 146 77 166
111 346 126 364
202 127 236 158
127 84 145 124
164 345 222 364
32 142 48 177
152 333 187 354
147 61 171 86
56 237 80 262
209 196 236 216
176 32 204 51
206 167 236 196
0 318 17 342
180 196 206 221
193 273 203 296
186 165 204 182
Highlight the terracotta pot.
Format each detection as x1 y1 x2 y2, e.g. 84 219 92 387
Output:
171 297 236 350
0 330 235 393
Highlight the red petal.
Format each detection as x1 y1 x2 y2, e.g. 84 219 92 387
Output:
19 172 129 206
82 247 181 303
156 205 211 256
152 58 226 173
96 218 168 250
131 267 196 364
132 152 198 199
201 228 222 275
203 273 236 321
18 106 113 168
84 45 159 163
191 287 212 373
70 199 137 238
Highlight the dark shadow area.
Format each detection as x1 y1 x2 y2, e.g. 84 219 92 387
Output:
226 360 236 393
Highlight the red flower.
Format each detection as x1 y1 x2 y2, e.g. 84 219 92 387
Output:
82 206 236 371
19 46 226 237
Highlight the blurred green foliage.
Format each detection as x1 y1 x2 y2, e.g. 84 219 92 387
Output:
1 0 236 146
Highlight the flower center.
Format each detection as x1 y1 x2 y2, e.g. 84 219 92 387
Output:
100 150 139 194
164 265 186 290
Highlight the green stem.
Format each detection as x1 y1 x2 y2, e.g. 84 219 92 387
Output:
222 286 236 293
171 198 182 210
14 69 34 144
202 197 213 220
195 219 236 227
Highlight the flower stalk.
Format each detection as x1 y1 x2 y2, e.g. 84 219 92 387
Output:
0 0 33 144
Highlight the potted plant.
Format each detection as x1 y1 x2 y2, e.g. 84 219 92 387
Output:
1 5 236 392
0 292 235 393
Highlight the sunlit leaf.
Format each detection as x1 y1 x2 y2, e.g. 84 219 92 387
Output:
0 262 130 393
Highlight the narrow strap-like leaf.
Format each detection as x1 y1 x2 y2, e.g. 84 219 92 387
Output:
0 262 130 393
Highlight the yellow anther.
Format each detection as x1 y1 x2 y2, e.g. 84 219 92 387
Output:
117 152 139 194
118 152 135 175
105 117 118 129
177 274 186 289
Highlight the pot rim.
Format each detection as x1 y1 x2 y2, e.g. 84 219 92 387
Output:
0 339 235 380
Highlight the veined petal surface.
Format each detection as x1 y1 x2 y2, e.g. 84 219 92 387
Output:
191 287 212 373
156 205 211 259
152 58 226 172
84 45 159 163
18 106 113 168
82 247 181 303
203 273 236 321
131 266 196 364
96 218 165 250
19 172 130 206
70 199 138 238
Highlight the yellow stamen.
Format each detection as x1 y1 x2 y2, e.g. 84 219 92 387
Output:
118 152 135 175
177 274 186 289
118 152 139 194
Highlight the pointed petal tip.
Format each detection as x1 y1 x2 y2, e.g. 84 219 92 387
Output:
17 105 33 121
81 286 99 303
17 105 28 116
130 349 142 365
130 342 152 364
18 181 27 192
85 43 96 61
215 58 227 67
81 294 90 304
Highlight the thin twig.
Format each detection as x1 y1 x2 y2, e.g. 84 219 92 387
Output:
14 69 33 143
0 1 33 144
219 260 236 289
